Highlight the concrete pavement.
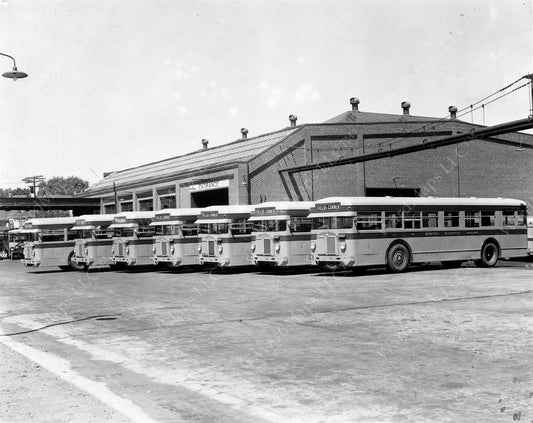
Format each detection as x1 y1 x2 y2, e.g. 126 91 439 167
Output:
1 259 532 422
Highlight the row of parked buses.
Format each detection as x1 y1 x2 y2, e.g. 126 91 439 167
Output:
12 197 533 273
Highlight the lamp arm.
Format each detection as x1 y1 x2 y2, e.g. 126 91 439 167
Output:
0 52 17 68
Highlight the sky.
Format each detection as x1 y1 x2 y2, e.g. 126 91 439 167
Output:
0 0 532 188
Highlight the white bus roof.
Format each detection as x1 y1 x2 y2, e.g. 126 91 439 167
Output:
153 208 204 218
22 217 77 228
200 205 255 214
249 201 314 221
313 196 526 208
113 211 155 220
252 201 315 211
75 214 116 223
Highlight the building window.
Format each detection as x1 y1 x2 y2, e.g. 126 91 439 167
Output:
160 195 176 209
104 204 116 214
139 199 153 211
120 202 133 212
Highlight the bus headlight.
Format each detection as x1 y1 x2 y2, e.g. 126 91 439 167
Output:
170 245 175 254
197 244 202 253
126 246 130 254
84 248 89 255
310 241 316 252
274 240 280 253
152 245 156 253
31 247 36 257
339 240 347 252
111 247 115 255
250 241 256 252
218 244 223 254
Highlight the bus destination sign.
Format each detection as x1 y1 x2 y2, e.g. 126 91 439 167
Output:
316 203 341 212
254 207 276 216
201 211 219 218
154 213 171 221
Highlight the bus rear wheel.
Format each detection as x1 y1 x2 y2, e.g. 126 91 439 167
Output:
386 243 410 273
475 242 499 268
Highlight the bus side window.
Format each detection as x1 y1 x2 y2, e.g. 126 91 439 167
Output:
444 212 460 228
502 210 523 226
385 212 402 229
404 212 421 229
356 213 382 230
422 212 439 228
481 212 495 227
465 211 481 228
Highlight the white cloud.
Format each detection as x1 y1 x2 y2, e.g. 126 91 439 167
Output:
229 106 239 116
293 83 320 103
173 90 181 99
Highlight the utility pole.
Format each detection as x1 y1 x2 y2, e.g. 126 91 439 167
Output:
524 73 533 117
22 175 45 197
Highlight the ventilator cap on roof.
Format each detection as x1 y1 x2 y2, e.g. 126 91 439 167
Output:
289 114 298 126
241 128 248 140
349 97 360 111
448 105 458 119
401 101 411 115
201 139 209 150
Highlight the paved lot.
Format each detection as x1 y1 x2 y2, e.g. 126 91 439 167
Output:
1 259 532 422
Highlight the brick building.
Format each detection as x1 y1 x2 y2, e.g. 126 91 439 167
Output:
82 99 533 211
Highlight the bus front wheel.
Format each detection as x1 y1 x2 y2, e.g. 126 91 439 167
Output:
475 242 499 268
386 243 410 273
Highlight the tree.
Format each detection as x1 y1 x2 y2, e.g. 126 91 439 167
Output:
0 187 31 197
37 176 89 197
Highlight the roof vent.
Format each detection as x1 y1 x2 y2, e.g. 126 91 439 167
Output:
289 114 298 127
201 139 209 150
401 101 411 115
350 97 360 111
448 105 458 119
241 128 248 140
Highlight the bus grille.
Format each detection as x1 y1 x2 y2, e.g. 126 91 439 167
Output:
24 245 32 258
117 242 124 256
77 243 84 257
208 240 215 256
327 236 336 255
263 238 271 255
161 241 168 256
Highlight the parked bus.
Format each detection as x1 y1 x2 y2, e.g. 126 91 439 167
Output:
71 214 116 268
197 205 255 267
6 229 29 259
249 201 314 267
151 208 203 267
20 217 84 271
309 197 528 272
109 211 155 266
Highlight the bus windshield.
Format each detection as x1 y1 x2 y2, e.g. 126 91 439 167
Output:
200 223 229 234
312 216 354 230
111 228 135 238
253 220 287 232
154 225 179 236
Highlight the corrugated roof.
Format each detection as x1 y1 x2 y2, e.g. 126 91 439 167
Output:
86 127 298 193
325 110 441 124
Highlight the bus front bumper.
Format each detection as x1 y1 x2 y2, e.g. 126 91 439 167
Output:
153 256 183 267
22 259 40 267
313 255 356 267
112 256 136 266
74 256 94 266
253 255 289 266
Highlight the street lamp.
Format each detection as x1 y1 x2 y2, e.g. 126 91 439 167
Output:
1 52 28 81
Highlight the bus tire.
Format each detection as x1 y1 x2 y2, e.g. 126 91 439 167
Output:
386 243 410 273
475 241 499 268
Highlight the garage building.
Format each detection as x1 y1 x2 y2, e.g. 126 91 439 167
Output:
82 99 533 211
